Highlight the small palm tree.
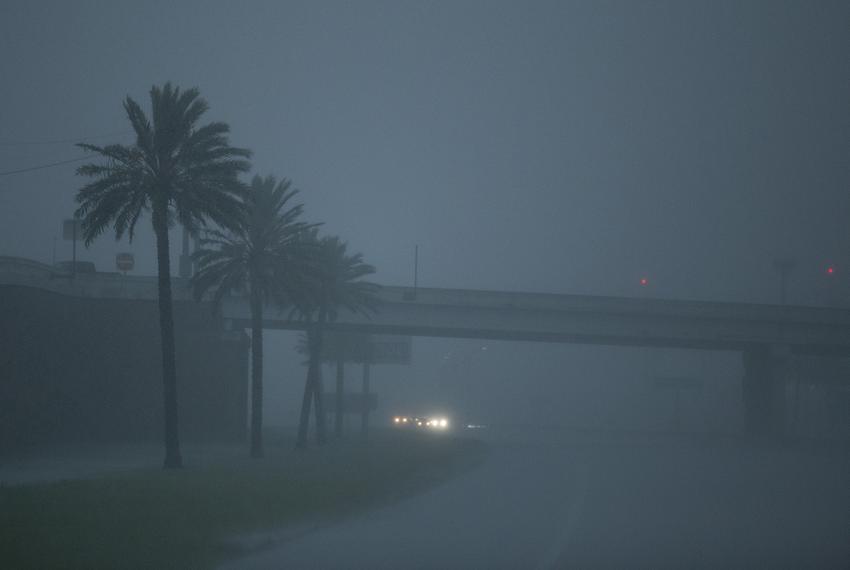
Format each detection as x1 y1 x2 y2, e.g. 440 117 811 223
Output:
191 175 317 458
292 233 378 448
75 83 251 468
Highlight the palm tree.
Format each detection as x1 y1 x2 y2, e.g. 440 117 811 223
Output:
74 83 251 468
292 233 378 448
191 175 317 458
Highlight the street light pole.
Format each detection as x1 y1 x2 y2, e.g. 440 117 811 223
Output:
772 257 796 305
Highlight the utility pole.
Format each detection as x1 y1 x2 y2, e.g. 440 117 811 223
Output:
772 257 796 305
62 218 81 279
413 244 419 300
404 245 419 302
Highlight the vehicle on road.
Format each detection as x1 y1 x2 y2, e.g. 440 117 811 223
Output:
392 415 450 430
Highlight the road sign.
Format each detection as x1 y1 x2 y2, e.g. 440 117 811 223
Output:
116 252 134 272
62 219 81 241
369 334 412 364
309 333 412 365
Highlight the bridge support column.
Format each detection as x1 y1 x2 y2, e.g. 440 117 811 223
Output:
742 345 790 437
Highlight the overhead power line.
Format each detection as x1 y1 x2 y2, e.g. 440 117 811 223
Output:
0 155 93 177
0 130 134 146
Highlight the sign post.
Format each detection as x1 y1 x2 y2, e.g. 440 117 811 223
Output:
297 333 411 439
62 218 81 279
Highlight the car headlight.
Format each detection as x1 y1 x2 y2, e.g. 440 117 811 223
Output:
439 419 448 428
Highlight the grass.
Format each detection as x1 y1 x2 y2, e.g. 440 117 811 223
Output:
0 431 487 570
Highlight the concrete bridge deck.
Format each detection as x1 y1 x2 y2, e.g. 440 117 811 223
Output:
3 255 849 356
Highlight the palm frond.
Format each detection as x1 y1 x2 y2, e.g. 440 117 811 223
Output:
190 172 317 314
285 232 379 323
75 82 253 253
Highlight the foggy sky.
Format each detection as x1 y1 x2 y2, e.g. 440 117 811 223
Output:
2 1 849 427
2 0 849 305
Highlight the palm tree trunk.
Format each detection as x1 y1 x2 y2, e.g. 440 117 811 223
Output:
360 361 371 439
334 346 344 438
295 320 315 449
249 287 264 458
311 307 328 445
312 358 326 445
153 205 182 469
312 311 327 445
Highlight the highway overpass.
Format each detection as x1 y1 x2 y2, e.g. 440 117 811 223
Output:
3 255 849 435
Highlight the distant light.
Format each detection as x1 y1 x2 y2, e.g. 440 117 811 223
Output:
394 417 400 423
639 277 649 286
826 266 835 275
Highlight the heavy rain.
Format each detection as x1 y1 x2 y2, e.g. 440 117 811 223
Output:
1 2 849 568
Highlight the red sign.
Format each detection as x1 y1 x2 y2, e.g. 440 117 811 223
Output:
116 252 135 272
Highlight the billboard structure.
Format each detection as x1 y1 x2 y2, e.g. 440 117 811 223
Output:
299 332 412 365
297 332 412 437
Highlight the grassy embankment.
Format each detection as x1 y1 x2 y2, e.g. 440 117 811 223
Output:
0 431 486 570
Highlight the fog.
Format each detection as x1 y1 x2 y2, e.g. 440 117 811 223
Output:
4 1 850 301
1 1 849 568
263 333 745 434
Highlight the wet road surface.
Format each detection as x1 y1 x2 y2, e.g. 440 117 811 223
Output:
220 429 850 569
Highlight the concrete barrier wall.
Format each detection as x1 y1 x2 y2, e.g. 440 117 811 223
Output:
0 285 248 453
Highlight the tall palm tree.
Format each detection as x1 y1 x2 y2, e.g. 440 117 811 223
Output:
74 83 251 468
191 175 316 458
292 233 378 448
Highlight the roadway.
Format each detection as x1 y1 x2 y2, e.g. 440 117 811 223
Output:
220 428 850 569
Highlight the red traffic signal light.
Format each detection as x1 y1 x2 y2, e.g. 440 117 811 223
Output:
639 277 649 287
826 265 836 276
